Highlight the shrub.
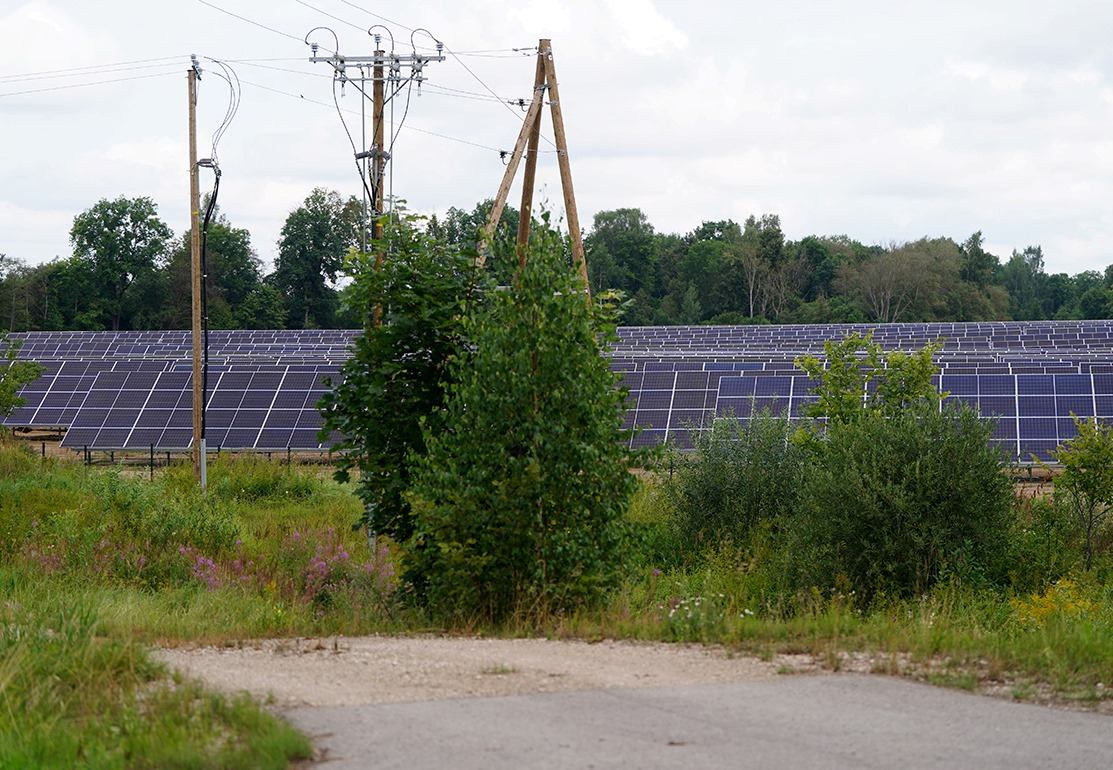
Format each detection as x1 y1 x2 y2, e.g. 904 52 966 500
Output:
1049 414 1113 570
786 403 1014 604
1007 491 1078 593
403 226 639 623
318 217 484 543
663 408 805 558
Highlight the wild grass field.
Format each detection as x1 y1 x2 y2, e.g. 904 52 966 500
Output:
1 432 1111 768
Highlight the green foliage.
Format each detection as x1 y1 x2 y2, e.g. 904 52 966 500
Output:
403 225 639 623
319 216 484 542
795 331 944 426
0 598 311 769
787 404 1014 604
202 453 325 502
0 338 44 417
663 408 806 557
271 187 361 329
1050 415 1113 570
68 196 173 331
1008 492 1079 593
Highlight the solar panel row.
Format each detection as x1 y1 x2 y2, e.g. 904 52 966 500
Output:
7 321 1113 460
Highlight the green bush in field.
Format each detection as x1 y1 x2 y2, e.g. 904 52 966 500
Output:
318 216 484 544
787 403 1014 603
1050 414 1113 571
404 226 639 623
1008 492 1078 593
663 408 805 558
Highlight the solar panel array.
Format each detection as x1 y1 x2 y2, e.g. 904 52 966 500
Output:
3 330 352 453
611 321 1113 461
6 321 1113 460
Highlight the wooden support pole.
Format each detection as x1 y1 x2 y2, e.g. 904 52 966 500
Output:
515 48 548 269
371 51 386 328
541 40 590 299
372 51 385 253
188 66 203 483
479 95 543 266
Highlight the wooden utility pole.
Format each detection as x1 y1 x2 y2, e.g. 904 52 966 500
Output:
371 51 386 327
372 50 386 255
188 63 206 487
481 39 590 297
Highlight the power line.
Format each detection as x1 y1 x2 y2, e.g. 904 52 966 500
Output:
294 0 366 33
194 0 329 50
335 0 414 33
0 71 178 99
235 76 505 153
224 59 334 79
0 56 186 83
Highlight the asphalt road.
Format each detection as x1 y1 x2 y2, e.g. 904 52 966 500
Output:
284 674 1113 769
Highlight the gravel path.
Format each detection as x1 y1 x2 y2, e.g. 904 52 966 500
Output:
153 636 813 708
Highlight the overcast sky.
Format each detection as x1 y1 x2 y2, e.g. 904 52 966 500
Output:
3 0 1113 277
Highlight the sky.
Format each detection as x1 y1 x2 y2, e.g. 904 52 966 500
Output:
3 0 1113 277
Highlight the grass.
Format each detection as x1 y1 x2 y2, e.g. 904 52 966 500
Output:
2 438 1112 766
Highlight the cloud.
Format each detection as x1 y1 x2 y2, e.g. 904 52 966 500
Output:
600 0 688 56
0 2 119 106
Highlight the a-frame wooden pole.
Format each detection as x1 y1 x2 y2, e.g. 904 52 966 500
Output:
479 95 543 266
540 40 589 297
479 38 589 302
515 47 547 269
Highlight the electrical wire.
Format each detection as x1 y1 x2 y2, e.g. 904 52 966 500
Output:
222 59 334 79
331 74 378 215
0 58 186 84
335 0 413 33
0 71 177 98
194 0 333 51
294 0 367 33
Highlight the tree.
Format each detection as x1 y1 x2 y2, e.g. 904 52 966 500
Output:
318 216 483 544
795 332 943 427
426 199 522 286
1002 246 1047 320
272 188 361 329
0 338 44 417
69 196 172 330
165 205 268 329
584 208 658 299
1050 415 1113 571
403 225 639 622
959 231 998 288
790 334 1011 601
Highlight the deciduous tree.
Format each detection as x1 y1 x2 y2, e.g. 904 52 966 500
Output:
69 196 172 330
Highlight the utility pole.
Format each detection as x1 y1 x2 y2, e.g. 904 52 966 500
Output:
188 58 206 488
309 38 445 242
481 40 590 299
309 36 444 326
372 48 386 256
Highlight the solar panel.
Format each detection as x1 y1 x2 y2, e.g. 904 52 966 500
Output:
11 322 1113 460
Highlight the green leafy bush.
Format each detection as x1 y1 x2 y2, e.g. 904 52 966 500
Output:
403 226 639 623
319 217 484 542
664 408 805 557
1007 491 1078 593
786 404 1014 603
1050 415 1113 570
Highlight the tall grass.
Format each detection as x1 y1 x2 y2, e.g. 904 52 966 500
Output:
4 430 1112 762
0 583 311 769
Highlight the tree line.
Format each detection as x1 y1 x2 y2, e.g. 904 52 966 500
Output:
3 194 1113 333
